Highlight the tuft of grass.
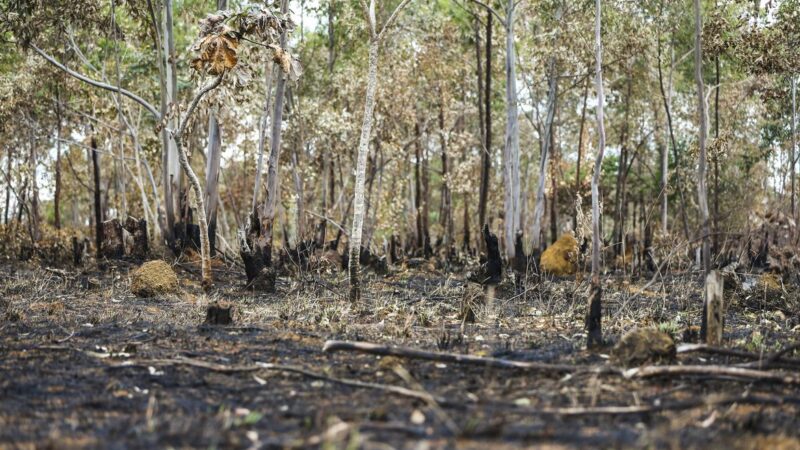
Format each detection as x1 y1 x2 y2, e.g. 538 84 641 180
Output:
657 320 681 339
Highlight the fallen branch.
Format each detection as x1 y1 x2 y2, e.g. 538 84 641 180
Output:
625 364 800 385
677 343 766 359
678 343 800 369
106 356 800 420
322 340 605 374
108 356 450 405
764 342 800 365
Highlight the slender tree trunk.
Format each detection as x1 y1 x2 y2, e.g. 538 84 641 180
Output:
414 121 424 252
291 129 306 242
28 129 40 242
318 2 336 246
657 28 691 241
205 111 222 255
349 39 380 302
439 99 453 253
91 136 103 258
549 97 560 245
259 0 290 264
200 0 227 256
694 0 710 273
657 101 668 235
613 77 632 259
478 11 492 231
792 75 797 221
694 0 712 337
502 0 521 260
573 74 589 233
174 137 212 287
112 0 127 220
531 56 559 254
713 50 720 255
54 90 62 230
161 0 180 243
252 66 276 212
4 147 11 225
588 0 606 349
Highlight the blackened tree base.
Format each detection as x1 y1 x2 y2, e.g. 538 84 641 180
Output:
239 210 276 292
587 282 603 349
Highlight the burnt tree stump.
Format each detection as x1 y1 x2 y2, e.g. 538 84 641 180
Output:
239 210 276 292
468 225 502 285
124 217 149 259
100 219 124 259
205 302 234 325
72 236 86 266
99 217 148 260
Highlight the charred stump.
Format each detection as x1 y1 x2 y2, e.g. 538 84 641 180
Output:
239 210 276 292
98 217 148 260
468 224 502 285
586 282 603 349
511 230 528 286
205 302 234 325
72 237 84 266
124 217 148 259
100 219 124 259
173 222 200 252
389 234 401 266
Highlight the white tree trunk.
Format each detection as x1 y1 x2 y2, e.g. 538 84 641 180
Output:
660 108 668 235
694 0 710 273
791 76 796 221
694 0 713 340
252 65 276 212
349 39 380 302
502 0 520 260
587 0 606 348
204 110 222 254
263 0 290 226
162 0 180 239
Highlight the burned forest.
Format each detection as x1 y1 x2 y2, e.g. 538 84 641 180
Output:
2 0 800 448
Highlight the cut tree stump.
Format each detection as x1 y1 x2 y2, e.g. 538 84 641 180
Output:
72 236 88 266
124 217 148 259
205 302 234 325
705 270 724 345
100 219 124 259
99 217 148 260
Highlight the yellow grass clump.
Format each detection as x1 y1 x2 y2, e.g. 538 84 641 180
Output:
130 260 180 298
540 233 578 276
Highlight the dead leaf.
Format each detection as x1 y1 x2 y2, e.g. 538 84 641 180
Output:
192 33 239 75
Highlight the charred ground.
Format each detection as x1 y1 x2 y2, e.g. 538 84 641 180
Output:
1 255 799 449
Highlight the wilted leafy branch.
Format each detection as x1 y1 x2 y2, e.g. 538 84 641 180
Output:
190 5 302 81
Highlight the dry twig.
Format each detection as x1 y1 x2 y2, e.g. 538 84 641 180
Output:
323 339 609 374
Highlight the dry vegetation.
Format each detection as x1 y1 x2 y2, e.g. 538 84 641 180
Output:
1 252 799 448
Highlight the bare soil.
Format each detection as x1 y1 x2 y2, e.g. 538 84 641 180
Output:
1 258 799 449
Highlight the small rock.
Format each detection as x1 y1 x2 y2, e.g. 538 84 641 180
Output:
612 328 676 367
130 260 179 298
